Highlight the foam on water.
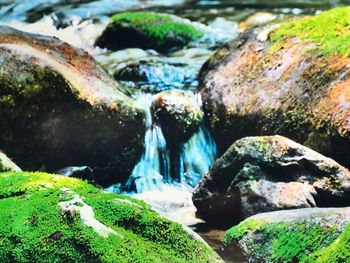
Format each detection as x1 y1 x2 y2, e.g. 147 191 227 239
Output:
105 92 217 225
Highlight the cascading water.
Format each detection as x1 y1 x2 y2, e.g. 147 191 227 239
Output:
106 92 217 225
124 92 217 193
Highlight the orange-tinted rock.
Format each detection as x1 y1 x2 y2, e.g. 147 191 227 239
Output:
199 26 350 166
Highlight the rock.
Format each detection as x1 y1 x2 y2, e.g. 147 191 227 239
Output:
0 151 21 172
95 12 204 53
224 207 350 262
0 171 223 262
152 90 203 145
56 166 94 182
238 12 278 30
192 135 350 225
0 25 145 187
199 7 350 166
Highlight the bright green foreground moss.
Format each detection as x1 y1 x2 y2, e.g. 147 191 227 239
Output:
225 218 342 262
271 7 350 57
111 12 204 46
306 224 350 263
0 172 221 263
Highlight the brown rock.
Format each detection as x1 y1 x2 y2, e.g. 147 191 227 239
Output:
0 25 145 186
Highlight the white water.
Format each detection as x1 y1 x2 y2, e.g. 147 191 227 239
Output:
119 93 217 192
106 92 217 225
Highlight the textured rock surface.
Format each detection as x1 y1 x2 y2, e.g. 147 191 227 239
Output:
0 25 145 186
0 172 223 262
0 151 21 172
95 12 204 53
199 7 350 166
193 135 350 224
152 90 203 145
224 207 350 263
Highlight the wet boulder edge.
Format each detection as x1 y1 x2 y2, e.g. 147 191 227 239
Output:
0 25 146 186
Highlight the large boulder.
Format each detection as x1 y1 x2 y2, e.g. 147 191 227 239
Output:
95 12 204 53
152 90 203 145
0 25 145 186
199 7 350 166
192 135 350 225
0 172 223 262
224 207 350 263
0 151 21 172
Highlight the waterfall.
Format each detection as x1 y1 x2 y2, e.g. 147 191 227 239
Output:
123 92 217 193
105 92 217 225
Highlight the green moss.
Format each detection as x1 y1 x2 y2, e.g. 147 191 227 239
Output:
270 7 350 57
111 12 204 46
224 219 266 244
0 172 221 262
306 224 350 263
225 218 341 262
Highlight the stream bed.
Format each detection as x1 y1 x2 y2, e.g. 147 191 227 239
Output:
1 0 349 261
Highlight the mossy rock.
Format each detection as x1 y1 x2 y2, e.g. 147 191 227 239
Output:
95 12 204 53
270 7 350 57
152 90 203 145
199 7 350 166
224 207 350 262
0 25 145 186
0 172 223 262
0 151 21 172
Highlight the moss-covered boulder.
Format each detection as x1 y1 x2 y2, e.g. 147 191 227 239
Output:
0 151 21 172
224 207 350 262
193 135 350 225
152 90 203 145
95 12 204 53
199 7 350 166
0 25 145 186
0 172 223 262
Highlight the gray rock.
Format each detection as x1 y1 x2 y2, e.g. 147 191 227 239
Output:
193 135 350 224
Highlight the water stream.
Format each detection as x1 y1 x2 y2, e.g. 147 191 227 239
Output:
106 92 217 225
1 1 348 261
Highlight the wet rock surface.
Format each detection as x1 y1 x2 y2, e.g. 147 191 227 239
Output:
0 25 145 186
224 207 350 262
152 90 203 145
0 151 21 172
193 135 350 225
199 8 350 166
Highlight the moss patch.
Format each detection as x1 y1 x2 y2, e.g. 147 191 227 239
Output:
111 12 203 46
0 172 221 262
225 218 342 262
95 11 205 52
270 7 350 57
306 223 350 263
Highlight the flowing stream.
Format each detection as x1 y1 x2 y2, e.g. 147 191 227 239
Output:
1 1 348 261
106 92 217 225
